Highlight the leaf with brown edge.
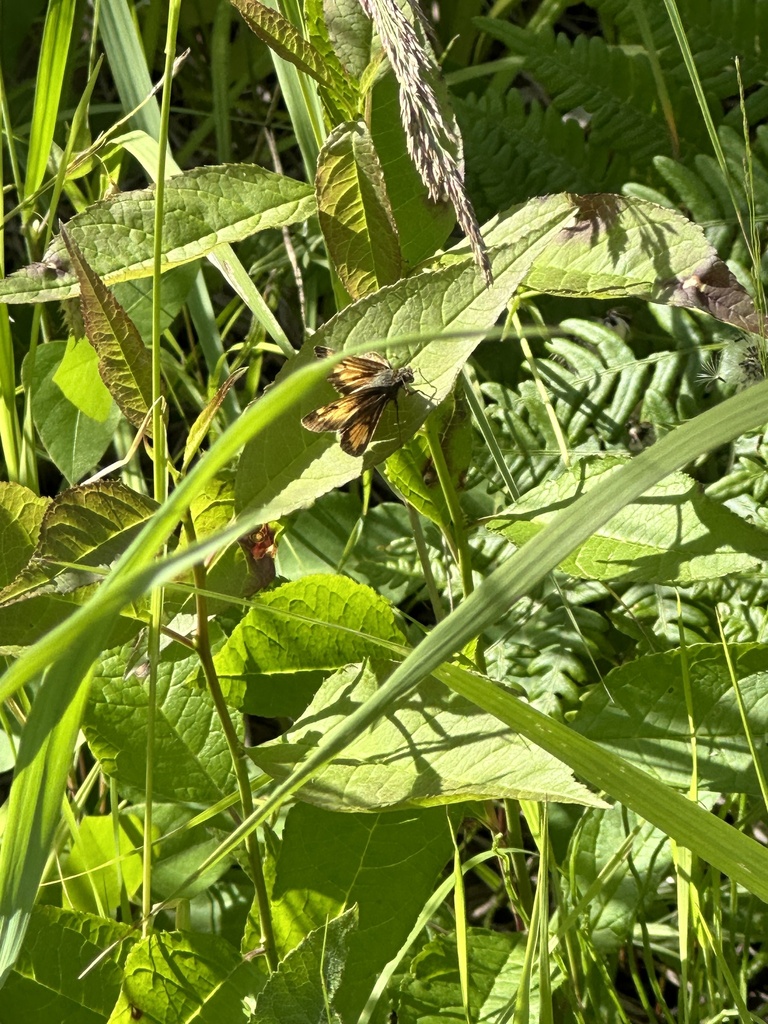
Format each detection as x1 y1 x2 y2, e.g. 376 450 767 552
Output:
61 228 154 432
230 0 334 87
661 254 763 335
182 368 247 472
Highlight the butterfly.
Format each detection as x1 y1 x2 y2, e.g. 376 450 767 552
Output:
301 345 415 456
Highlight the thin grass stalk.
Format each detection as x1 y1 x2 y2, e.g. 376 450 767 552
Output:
141 0 182 934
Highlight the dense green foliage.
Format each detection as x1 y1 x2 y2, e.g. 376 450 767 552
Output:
1 1 768 1021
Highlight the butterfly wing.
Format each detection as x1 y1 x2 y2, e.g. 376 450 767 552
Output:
301 391 388 456
327 353 393 395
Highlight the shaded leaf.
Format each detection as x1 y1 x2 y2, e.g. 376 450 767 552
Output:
214 574 405 714
488 458 768 584
268 802 453 1021
0 906 133 1024
316 120 402 298
0 480 159 606
572 643 768 795
0 484 49 587
250 662 604 810
61 228 154 430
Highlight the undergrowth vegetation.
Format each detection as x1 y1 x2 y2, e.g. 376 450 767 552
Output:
1 0 768 1021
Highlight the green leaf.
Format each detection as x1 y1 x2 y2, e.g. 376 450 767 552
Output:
214 574 405 714
235 193 578 520
62 816 143 916
250 662 603 810
370 74 456 267
570 806 672 954
398 928 536 1024
0 483 49 587
37 481 160 566
315 0 371 79
488 458 768 584
2 164 316 304
51 337 114 422
572 644 768 794
268 802 453 1021
254 907 357 1024
108 931 267 1024
230 0 335 87
0 905 133 1024
61 229 154 431
22 341 121 483
384 395 473 532
85 640 236 805
506 193 759 333
316 120 402 298
0 480 159 606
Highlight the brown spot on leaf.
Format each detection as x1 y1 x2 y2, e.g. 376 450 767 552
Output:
661 255 762 334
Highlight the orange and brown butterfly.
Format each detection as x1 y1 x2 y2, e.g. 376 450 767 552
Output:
301 345 415 456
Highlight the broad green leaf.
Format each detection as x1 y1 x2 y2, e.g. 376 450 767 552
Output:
250 663 603 810
0 480 159 605
0 483 49 586
235 193 578 521
62 816 143 916
122 805 234 903
488 459 768 584
0 905 133 1024
52 337 114 422
61 229 153 431
398 928 537 1024
107 931 267 1024
316 120 402 297
370 74 456 267
22 342 121 483
304 0 360 120
572 644 768 794
230 0 335 87
319 0 372 79
253 907 357 1024
503 193 759 333
268 802 453 1021
570 806 671 954
1 164 316 304
214 574 405 714
85 640 237 805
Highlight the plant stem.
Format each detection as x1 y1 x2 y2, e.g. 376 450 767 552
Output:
186 518 278 972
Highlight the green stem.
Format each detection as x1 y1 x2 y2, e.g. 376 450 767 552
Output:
187 518 278 972
406 502 445 622
423 414 473 600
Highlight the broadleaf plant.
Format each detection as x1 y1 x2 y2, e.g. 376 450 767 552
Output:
1 1 768 1021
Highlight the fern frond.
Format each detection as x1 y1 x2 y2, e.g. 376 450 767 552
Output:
456 92 629 217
